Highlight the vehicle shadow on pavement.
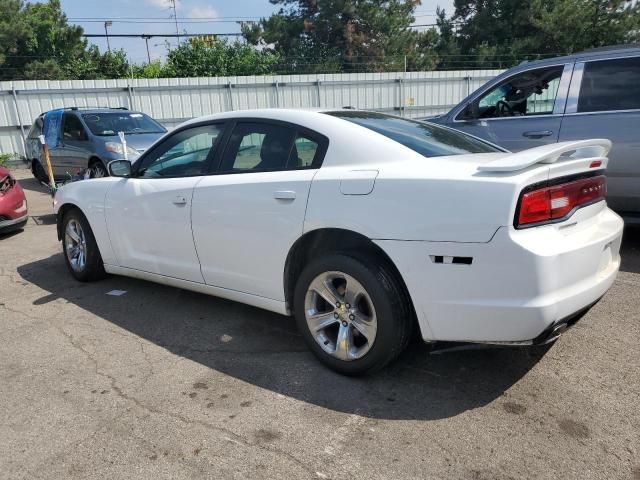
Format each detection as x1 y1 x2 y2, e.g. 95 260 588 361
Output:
620 226 640 274
17 176 48 194
18 254 550 421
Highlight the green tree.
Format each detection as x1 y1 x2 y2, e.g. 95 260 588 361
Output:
64 46 131 79
531 0 640 53
160 37 280 77
243 0 438 72
0 0 132 80
450 0 640 68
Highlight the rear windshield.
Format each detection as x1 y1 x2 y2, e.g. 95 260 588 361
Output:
326 111 501 157
82 112 166 136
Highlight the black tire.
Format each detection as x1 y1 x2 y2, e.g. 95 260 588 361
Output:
61 208 106 282
32 160 48 183
89 160 108 178
293 252 413 376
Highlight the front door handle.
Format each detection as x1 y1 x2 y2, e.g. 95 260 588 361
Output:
274 190 296 200
172 195 187 205
523 130 553 139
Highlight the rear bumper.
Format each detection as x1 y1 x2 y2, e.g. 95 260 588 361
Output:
376 203 623 343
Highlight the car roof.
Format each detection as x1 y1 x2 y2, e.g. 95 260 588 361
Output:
507 44 640 71
38 107 142 117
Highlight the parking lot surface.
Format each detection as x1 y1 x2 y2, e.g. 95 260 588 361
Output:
1 169 639 480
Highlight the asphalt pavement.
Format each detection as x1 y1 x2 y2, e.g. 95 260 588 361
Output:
1 169 638 479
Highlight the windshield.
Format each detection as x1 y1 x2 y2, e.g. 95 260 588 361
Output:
81 112 166 136
326 111 501 157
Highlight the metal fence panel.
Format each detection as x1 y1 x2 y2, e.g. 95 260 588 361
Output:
0 69 504 158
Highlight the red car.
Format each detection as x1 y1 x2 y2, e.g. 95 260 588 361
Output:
0 167 28 235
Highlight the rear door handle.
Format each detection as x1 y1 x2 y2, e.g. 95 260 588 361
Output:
172 195 187 205
274 190 296 200
523 130 553 139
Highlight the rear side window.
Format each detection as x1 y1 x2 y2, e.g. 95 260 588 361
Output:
327 111 501 157
219 123 324 172
578 57 640 113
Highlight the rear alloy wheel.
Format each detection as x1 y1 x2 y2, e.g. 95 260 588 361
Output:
89 161 108 178
305 271 378 361
294 253 413 375
62 209 106 282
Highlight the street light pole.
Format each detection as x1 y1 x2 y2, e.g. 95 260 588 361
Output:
104 21 113 52
143 35 152 64
170 0 180 46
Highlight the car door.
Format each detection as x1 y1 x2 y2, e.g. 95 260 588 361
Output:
50 112 91 177
451 64 572 151
559 56 640 214
105 122 226 282
191 120 328 301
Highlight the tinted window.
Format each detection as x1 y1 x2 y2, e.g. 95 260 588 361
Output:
220 123 301 172
475 66 563 118
62 113 88 141
578 57 640 113
292 134 319 167
327 111 500 157
82 112 166 136
137 124 222 178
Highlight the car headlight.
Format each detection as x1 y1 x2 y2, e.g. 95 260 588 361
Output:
105 142 139 158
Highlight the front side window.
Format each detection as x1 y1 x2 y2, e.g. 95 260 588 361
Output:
137 124 223 178
474 66 564 118
220 123 302 172
578 57 640 113
82 112 166 137
62 113 88 141
327 111 501 157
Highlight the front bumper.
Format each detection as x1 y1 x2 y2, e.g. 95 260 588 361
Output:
376 203 623 343
0 213 28 233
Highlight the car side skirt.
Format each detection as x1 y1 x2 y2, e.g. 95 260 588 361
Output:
104 264 290 316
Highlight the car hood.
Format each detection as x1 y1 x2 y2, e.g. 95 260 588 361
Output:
119 132 165 153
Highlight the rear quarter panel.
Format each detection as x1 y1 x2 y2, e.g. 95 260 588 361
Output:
304 156 549 243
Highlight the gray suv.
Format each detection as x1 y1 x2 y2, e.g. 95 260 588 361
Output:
427 45 640 220
26 107 167 180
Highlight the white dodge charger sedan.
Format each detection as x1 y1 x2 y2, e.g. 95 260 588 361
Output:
53 109 623 375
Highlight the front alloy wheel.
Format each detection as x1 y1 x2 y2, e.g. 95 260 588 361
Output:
89 162 108 178
62 208 106 282
65 218 87 272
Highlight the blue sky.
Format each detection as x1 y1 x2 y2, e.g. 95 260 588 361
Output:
54 0 455 64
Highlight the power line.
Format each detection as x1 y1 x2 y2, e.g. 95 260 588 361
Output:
82 33 243 38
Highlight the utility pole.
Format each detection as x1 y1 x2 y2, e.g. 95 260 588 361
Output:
143 35 152 64
104 21 113 52
169 0 180 46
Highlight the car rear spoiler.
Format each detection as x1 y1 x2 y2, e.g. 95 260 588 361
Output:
477 139 612 173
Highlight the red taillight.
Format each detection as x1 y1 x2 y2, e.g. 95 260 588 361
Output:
516 175 606 227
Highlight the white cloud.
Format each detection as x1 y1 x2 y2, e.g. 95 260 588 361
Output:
189 5 219 19
144 0 184 11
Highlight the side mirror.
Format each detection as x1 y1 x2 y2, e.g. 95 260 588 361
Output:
108 160 132 178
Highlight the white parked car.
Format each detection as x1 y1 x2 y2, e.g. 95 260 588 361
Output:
53 109 623 375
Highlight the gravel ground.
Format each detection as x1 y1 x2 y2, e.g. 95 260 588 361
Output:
1 169 638 480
